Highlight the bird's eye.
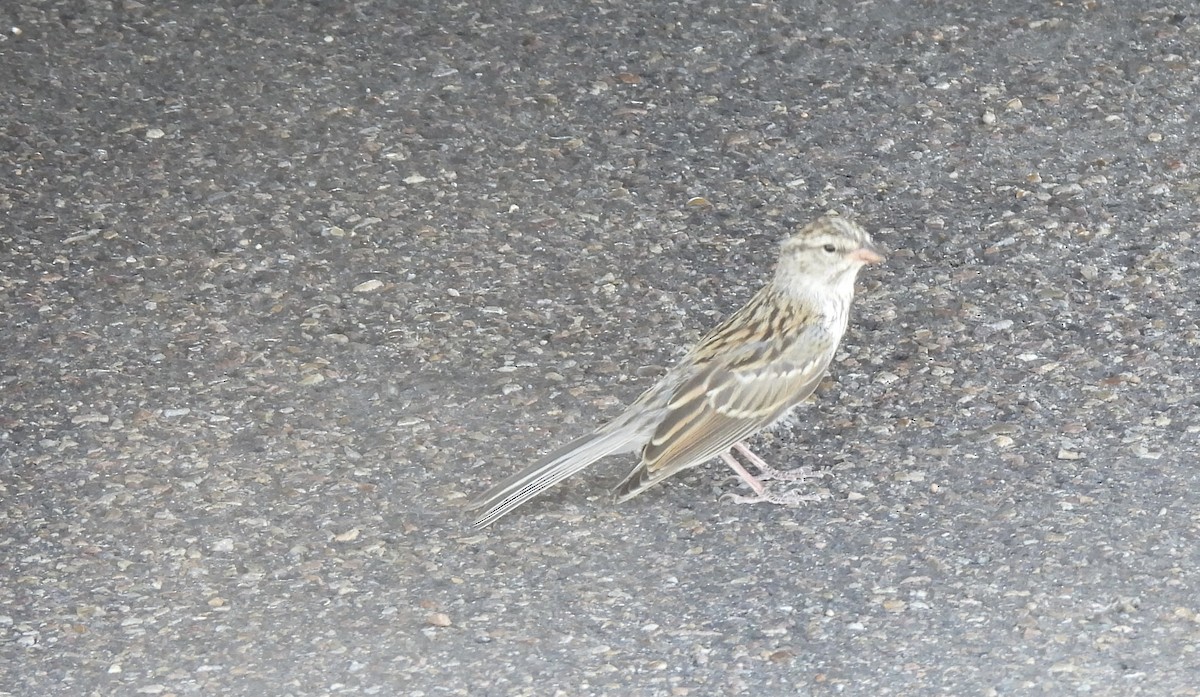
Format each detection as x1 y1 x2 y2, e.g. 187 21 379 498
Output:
822 244 837 253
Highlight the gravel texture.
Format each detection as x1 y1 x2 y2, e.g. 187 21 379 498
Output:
3 1 1200 695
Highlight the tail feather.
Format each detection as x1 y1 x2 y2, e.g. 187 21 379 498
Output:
468 428 636 528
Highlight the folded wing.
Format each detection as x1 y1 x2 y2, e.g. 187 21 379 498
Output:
613 323 836 501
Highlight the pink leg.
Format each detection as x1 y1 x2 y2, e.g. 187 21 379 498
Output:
732 442 826 482
723 442 828 507
720 451 766 495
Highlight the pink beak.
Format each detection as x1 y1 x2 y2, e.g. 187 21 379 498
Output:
850 242 886 265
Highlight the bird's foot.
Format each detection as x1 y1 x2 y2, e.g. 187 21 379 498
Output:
754 464 828 482
731 442 828 482
723 487 827 507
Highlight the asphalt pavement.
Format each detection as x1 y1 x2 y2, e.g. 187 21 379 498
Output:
2 1 1199 695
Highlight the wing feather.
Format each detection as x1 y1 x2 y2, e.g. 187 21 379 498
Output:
613 320 836 501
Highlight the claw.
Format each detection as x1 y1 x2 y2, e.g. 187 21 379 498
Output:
720 442 830 506
756 466 829 483
726 488 827 506
730 442 828 482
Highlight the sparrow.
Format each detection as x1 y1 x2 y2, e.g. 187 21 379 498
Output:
468 215 884 527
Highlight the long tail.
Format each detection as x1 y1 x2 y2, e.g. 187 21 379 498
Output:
468 428 637 528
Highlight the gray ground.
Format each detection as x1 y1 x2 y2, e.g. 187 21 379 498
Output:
3 0 1199 695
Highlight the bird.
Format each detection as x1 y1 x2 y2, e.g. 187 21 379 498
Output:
468 214 885 528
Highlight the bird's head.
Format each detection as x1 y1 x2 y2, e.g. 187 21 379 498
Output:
775 215 884 297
